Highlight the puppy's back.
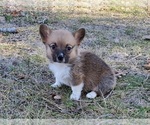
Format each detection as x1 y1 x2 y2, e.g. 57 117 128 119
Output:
72 52 116 96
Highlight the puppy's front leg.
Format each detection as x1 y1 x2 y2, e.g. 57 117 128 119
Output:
51 77 62 88
70 83 84 100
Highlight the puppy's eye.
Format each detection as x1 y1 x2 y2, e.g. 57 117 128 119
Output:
49 43 57 50
66 45 73 52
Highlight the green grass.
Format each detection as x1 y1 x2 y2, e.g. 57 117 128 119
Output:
4 14 13 22
78 16 93 23
0 42 149 119
125 27 135 35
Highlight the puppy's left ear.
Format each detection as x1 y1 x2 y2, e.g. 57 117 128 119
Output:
73 28 85 45
39 24 51 44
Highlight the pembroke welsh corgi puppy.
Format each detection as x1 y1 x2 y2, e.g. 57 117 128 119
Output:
39 24 116 100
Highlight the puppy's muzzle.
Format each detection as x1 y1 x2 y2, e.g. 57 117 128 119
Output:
57 53 64 62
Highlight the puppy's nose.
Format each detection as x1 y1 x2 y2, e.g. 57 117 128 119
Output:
57 53 64 62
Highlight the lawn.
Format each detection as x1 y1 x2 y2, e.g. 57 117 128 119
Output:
0 0 150 119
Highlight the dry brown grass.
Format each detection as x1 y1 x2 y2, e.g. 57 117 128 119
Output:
0 2 150 119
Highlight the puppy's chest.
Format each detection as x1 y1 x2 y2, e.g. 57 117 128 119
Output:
49 63 72 86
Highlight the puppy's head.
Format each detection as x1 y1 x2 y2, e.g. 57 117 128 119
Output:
39 24 85 63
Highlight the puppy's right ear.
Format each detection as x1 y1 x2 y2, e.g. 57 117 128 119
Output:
39 24 51 43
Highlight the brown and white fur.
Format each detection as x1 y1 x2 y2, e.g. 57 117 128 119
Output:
39 24 116 100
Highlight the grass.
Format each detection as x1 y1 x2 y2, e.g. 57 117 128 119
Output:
0 43 149 118
0 2 150 119
78 16 93 23
4 14 13 22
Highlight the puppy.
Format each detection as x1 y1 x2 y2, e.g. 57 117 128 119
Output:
39 24 116 100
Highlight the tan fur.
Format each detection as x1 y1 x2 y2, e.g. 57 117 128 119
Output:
44 29 78 62
39 24 116 98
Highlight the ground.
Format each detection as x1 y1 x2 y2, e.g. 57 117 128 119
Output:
0 6 150 119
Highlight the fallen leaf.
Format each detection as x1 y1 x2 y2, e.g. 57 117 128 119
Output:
143 59 150 70
11 10 20 17
54 95 61 100
143 64 150 70
53 95 62 105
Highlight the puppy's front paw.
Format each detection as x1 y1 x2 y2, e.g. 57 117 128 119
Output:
51 83 61 88
70 93 80 100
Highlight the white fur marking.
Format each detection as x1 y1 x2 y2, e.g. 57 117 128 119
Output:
70 83 84 100
49 63 72 87
86 91 97 99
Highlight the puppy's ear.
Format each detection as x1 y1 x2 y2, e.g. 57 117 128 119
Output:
73 28 85 45
39 24 51 43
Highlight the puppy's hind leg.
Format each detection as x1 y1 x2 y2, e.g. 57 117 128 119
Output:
98 75 116 98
